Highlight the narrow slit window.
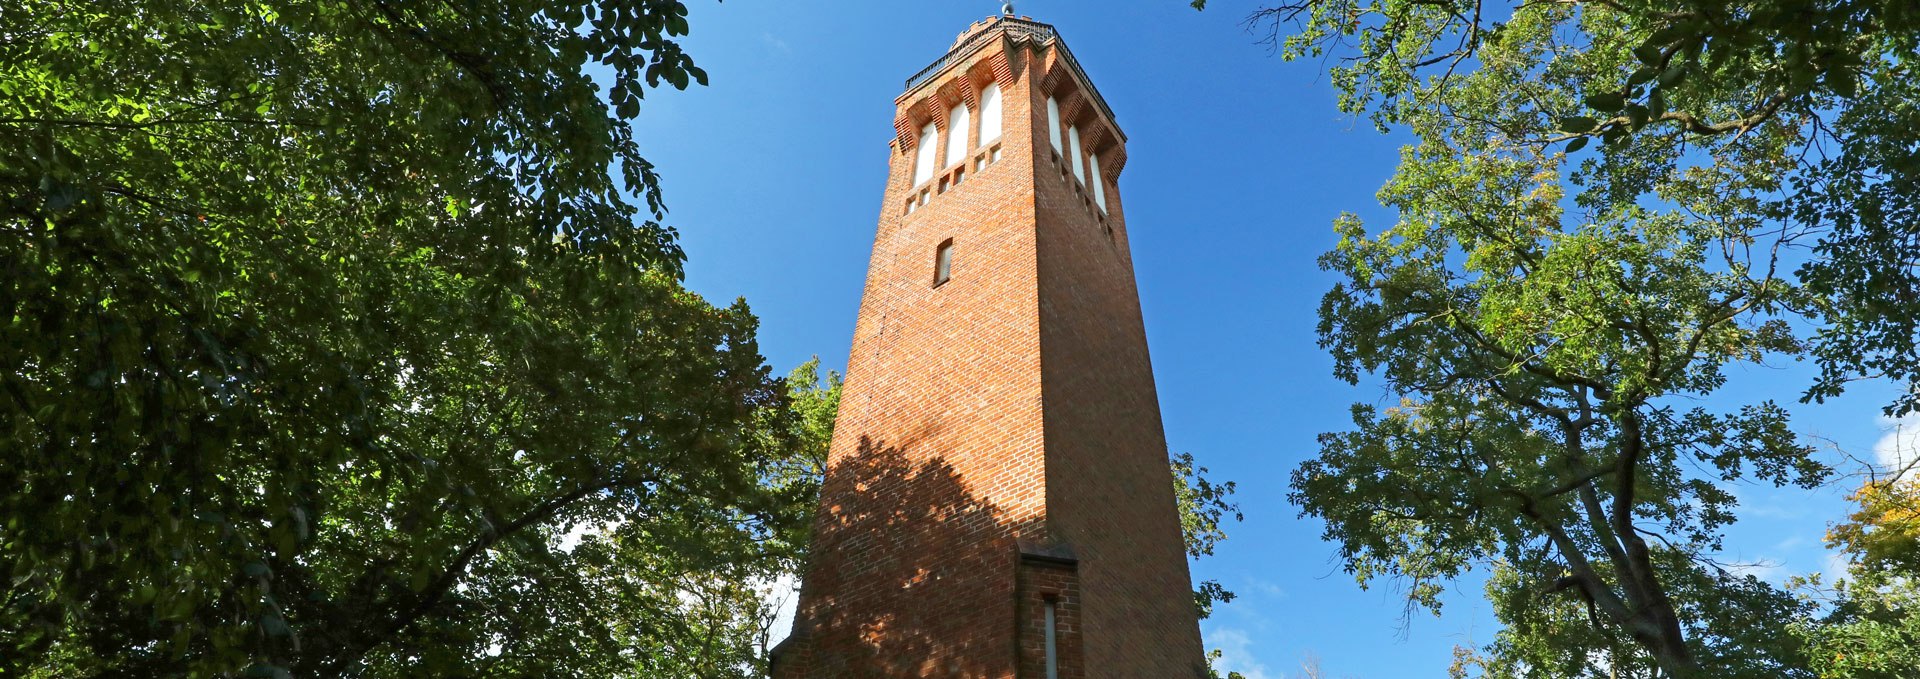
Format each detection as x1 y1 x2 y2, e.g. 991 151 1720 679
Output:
1044 598 1060 679
934 239 955 287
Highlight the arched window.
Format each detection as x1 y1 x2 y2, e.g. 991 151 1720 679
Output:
1067 125 1084 184
912 122 938 187
979 84 1004 144
945 103 971 167
1089 153 1107 212
1045 96 1062 155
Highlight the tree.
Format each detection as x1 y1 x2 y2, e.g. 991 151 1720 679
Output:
745 359 841 667
1186 0 1920 411
1185 0 1920 675
1794 478 1920 678
1167 0 1920 675
2 1 813 676
1296 144 1825 676
1176 451 1245 621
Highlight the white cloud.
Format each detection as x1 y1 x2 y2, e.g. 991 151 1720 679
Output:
1203 626 1275 679
1872 414 1920 474
762 32 792 55
1824 550 1853 584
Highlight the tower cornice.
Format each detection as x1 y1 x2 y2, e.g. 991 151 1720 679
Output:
899 16 1124 143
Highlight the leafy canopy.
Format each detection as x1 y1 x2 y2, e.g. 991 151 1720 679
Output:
1181 0 1920 675
1 1 823 677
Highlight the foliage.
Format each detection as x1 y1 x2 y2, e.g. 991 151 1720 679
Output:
1188 0 1920 675
1205 648 1249 679
1794 479 1920 678
745 359 841 662
1295 143 1824 675
0 1 820 677
1829 479 1920 576
1190 0 1920 417
1175 451 1245 620
1467 556 1811 678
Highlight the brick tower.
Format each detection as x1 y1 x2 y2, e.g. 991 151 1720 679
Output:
770 12 1207 678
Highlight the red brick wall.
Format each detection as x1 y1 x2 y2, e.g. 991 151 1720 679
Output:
773 19 1204 679
1017 558 1084 679
1026 45 1209 677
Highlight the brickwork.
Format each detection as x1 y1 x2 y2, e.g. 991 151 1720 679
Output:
1027 43 1209 677
771 16 1203 678
1016 556 1084 679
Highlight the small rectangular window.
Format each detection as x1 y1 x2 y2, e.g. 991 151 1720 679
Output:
934 239 955 287
953 167 965 186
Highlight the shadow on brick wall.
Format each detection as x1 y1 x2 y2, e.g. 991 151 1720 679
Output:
775 434 1040 678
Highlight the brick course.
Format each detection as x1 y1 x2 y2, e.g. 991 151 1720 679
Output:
771 16 1203 678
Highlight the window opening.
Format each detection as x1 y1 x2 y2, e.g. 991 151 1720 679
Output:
979 84 1004 143
1067 125 1085 184
1046 96 1063 155
945 103 971 167
912 122 939 186
1044 598 1060 679
1090 153 1107 212
934 239 955 287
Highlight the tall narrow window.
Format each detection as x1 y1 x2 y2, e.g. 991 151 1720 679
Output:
1046 96 1063 155
1044 598 1059 679
1067 125 1085 184
912 122 939 187
1089 153 1107 212
979 84 1004 144
945 104 971 167
934 239 955 286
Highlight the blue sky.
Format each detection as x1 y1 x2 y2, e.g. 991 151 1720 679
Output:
619 1 1915 676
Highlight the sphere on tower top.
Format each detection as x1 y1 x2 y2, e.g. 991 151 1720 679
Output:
1001 2 1015 16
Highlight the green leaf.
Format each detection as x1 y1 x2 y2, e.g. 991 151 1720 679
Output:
1584 92 1627 112
1658 62 1689 87
1634 43 1665 65
1565 137 1589 154
1559 116 1599 134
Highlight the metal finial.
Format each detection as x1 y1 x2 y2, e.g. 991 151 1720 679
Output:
1002 2 1015 15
